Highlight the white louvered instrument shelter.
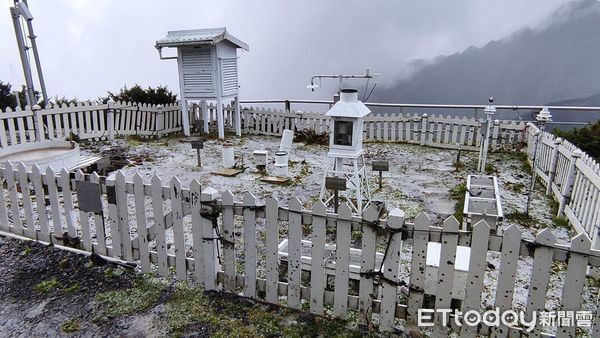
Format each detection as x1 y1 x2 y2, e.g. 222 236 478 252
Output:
156 28 249 138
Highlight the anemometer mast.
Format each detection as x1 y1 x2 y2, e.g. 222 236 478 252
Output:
10 0 48 107
307 67 380 101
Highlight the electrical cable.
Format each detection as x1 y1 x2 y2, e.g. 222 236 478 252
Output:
364 83 377 102
362 78 370 101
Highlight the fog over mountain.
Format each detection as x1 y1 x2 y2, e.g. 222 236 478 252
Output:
372 0 600 107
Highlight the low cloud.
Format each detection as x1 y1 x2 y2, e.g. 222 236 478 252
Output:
0 0 570 103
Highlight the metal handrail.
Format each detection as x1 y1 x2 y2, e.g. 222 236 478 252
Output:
239 99 600 112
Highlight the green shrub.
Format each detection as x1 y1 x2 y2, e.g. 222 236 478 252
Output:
553 121 600 159
100 84 177 105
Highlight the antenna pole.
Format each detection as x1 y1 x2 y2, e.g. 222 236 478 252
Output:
23 3 49 107
10 6 36 107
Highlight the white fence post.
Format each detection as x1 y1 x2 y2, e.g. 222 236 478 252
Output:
558 150 583 217
201 187 220 290
491 119 500 151
420 113 428 146
380 208 405 331
235 96 242 136
107 100 115 140
546 137 562 196
201 100 209 134
32 104 44 141
155 104 164 139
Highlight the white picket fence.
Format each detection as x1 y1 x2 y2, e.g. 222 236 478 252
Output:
0 101 185 149
0 162 599 336
526 123 600 249
1 101 526 153
205 104 526 151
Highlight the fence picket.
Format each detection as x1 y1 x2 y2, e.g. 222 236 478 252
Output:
0 117 7 147
5 162 22 235
443 121 451 145
54 114 63 138
201 187 219 290
68 111 76 135
557 233 591 338
460 219 490 337
60 168 78 239
133 173 150 272
307 200 327 314
7 118 17 145
151 175 168 276
77 110 85 136
115 172 133 261
265 196 280 303
525 228 556 330
358 205 379 324
16 117 27 143
89 172 106 255
0 166 9 231
221 190 236 292
492 225 521 337
190 179 204 282
91 110 99 135
436 121 443 144
76 170 92 251
17 163 36 238
434 216 460 336
171 177 186 280
45 166 62 237
61 113 70 137
408 213 431 322
288 197 303 309
459 124 467 145
380 209 405 331
334 203 352 318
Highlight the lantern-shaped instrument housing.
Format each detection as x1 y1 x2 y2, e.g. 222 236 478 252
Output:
325 89 371 158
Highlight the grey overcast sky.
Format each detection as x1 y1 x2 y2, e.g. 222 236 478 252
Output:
0 0 570 102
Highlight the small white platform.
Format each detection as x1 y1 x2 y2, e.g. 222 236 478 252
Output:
0 141 102 173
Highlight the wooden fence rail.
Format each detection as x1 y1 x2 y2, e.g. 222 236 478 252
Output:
526 123 600 249
0 163 598 336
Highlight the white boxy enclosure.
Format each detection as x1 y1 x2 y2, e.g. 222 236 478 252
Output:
156 28 249 138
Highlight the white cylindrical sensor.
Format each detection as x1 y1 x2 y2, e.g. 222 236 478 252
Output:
275 151 288 165
274 164 288 177
222 143 235 168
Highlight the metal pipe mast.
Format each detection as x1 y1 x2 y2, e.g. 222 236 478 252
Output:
10 0 48 107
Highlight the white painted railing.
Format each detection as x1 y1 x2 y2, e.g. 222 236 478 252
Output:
526 123 600 249
0 164 598 335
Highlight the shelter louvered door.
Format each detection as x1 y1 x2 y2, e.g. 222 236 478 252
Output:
220 57 238 97
181 46 215 97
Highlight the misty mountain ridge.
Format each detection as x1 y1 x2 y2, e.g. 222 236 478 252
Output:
373 0 600 107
